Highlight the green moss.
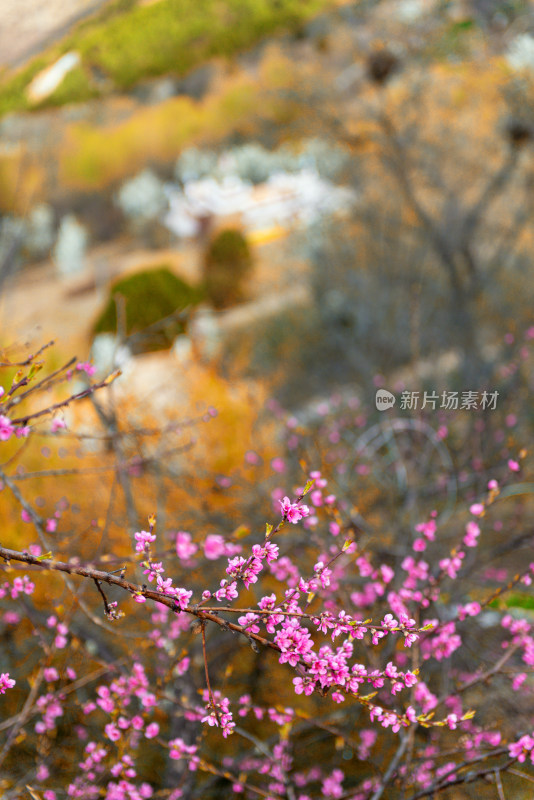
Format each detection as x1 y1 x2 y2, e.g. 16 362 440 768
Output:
203 228 253 309
93 266 203 353
0 0 336 116
0 57 49 117
490 593 534 612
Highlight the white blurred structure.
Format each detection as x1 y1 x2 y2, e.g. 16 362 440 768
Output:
53 214 88 278
163 169 356 239
116 169 168 222
395 0 425 22
26 204 55 259
27 52 80 103
506 34 534 73
91 333 133 378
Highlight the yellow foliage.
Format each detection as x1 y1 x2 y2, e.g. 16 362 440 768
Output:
186 365 267 476
0 145 46 213
59 72 266 190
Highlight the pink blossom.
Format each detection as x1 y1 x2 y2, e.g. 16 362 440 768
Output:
463 521 480 548
0 415 13 441
508 459 520 472
512 673 527 691
134 529 156 553
76 361 97 377
469 503 484 517
413 538 426 552
415 518 436 541
104 723 121 742
321 769 344 799
439 552 464 580
509 734 534 762
173 588 193 610
169 737 198 761
214 580 239 602
279 496 310 524
204 534 226 560
51 417 66 433
0 673 15 693
310 490 323 507
457 601 481 620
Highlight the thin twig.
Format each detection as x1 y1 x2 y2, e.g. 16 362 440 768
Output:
200 620 221 726
370 733 409 800
495 768 506 800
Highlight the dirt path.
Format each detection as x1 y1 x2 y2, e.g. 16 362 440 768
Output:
0 0 108 69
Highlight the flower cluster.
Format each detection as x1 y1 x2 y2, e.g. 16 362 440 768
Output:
0 673 15 694
279 495 310 524
201 691 235 738
133 526 192 609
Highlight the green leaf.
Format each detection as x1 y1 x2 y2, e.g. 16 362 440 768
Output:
302 479 315 496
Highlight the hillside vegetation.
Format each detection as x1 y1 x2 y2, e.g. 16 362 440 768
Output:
0 0 344 117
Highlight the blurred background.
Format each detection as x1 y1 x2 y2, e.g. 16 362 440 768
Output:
2 2 534 796
0 0 533 405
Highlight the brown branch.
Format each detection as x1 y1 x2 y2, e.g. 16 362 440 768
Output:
197 758 285 800
0 545 281 654
0 341 54 368
200 620 221 726
4 357 77 412
0 662 119 733
370 732 409 800
0 667 44 771
10 371 121 425
408 748 513 799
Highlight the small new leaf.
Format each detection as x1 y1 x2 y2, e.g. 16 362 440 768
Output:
279 722 292 741
28 363 43 381
461 709 476 721
102 369 122 387
233 525 250 539
36 552 52 561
